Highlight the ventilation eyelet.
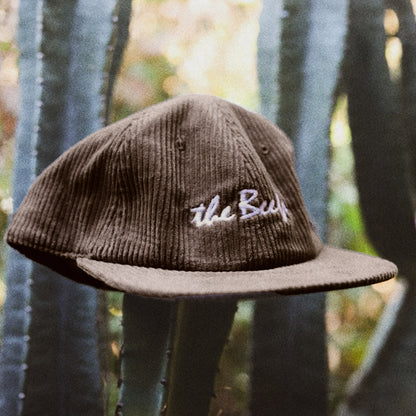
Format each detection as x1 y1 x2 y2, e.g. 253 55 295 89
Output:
260 144 269 155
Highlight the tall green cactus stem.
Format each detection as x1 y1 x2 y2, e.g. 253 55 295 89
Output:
345 0 416 276
257 0 284 123
388 0 416 188
252 1 348 414
338 281 416 415
117 295 172 416
0 1 42 414
22 1 105 413
164 299 237 416
103 0 132 124
339 0 416 414
274 0 311 139
0 0 132 414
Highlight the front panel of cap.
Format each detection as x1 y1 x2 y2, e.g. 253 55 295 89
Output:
226 100 323 247
182 97 322 270
5 115 135 259
97 95 322 271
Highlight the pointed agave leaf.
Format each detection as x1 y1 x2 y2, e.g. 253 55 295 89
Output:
252 1 348 414
20 1 102 414
276 0 312 138
294 0 348 233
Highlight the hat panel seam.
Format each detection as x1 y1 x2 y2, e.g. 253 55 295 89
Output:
115 108 186 269
71 126 131 255
226 102 314 238
216 100 320 265
86 123 133 260
114 116 170 266
224 110 295 264
214 99 293 267
229 111 321 261
165 100 188 269
210 100 258 269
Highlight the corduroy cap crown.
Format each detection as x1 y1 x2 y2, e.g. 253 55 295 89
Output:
6 94 397 298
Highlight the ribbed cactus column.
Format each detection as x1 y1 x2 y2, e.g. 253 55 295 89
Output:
0 2 41 415
117 298 237 416
0 0 132 415
117 295 173 416
252 0 348 414
164 299 238 416
345 0 416 278
339 0 416 414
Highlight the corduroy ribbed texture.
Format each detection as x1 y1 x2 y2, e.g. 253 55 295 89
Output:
6 94 397 296
7 95 321 270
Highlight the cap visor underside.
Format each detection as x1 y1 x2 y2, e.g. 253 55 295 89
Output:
76 246 397 299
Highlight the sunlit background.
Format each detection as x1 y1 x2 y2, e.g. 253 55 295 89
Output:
0 0 404 414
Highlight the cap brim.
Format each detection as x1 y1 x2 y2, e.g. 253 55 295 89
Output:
76 246 397 299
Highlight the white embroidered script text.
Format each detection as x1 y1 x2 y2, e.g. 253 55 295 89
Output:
190 189 289 227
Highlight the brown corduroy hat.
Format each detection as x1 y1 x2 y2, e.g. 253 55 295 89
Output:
6 94 397 298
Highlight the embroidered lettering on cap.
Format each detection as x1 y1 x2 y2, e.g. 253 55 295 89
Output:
191 189 289 227
190 195 236 227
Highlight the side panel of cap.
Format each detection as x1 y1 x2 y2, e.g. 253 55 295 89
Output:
90 101 190 268
6 114 135 260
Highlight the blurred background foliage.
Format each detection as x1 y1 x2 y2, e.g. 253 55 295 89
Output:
0 0 403 414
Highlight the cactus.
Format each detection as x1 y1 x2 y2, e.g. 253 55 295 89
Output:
103 0 132 124
164 299 237 416
338 0 416 414
345 0 416 277
117 297 237 416
117 295 172 416
0 0 132 414
252 0 348 414
5 1 416 414
0 2 41 414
